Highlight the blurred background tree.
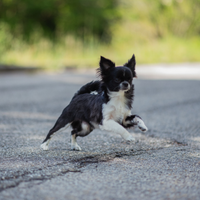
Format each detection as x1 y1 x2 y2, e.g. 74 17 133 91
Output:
0 0 200 69
0 0 118 42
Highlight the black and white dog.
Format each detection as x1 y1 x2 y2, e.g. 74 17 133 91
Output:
41 54 148 151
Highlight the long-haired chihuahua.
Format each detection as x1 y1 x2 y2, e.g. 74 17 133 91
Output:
41 54 148 151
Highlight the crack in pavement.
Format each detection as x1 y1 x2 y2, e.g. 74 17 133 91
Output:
0 130 189 193
0 167 81 192
0 146 172 192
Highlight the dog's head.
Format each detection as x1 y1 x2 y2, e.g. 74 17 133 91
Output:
98 54 136 92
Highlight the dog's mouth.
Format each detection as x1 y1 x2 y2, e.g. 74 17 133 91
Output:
121 87 130 92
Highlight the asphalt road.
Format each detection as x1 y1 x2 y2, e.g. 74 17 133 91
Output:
0 70 200 200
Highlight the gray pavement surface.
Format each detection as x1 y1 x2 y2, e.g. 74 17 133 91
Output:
0 69 200 200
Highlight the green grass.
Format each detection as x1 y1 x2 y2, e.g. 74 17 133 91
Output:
1 0 200 70
1 35 200 71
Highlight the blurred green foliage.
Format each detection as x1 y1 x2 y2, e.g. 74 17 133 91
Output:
115 0 200 40
0 0 118 42
0 0 200 67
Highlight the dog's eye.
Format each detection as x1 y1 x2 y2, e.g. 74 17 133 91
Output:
115 78 121 83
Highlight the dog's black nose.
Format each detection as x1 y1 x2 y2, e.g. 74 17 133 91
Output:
122 82 129 87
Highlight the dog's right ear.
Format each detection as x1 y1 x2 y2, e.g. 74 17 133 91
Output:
100 56 115 71
98 56 115 78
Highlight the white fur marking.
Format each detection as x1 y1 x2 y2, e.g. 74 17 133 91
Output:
103 91 131 123
81 121 90 133
40 141 49 150
71 134 82 151
100 90 135 140
90 91 98 95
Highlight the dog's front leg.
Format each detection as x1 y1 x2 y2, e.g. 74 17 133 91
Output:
124 115 148 132
100 119 135 141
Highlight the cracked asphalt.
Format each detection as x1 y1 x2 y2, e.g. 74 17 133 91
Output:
0 70 200 200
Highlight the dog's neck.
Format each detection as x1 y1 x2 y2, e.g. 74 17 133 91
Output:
101 84 134 110
102 87 127 101
108 89 127 98
107 89 129 108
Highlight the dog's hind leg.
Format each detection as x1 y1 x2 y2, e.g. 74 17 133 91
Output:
40 117 70 151
70 121 92 151
71 130 82 151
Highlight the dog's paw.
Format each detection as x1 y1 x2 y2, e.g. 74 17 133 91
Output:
125 135 136 142
71 144 82 151
138 125 148 132
137 121 148 132
40 142 49 151
133 117 148 132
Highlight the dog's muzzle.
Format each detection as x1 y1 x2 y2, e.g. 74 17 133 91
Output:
120 81 130 91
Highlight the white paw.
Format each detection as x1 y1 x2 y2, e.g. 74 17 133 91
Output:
71 144 82 151
139 126 148 132
125 135 136 142
138 122 148 132
40 142 49 151
134 117 148 132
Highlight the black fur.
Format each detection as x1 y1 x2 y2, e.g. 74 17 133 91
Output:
42 93 105 143
73 80 102 98
123 54 137 78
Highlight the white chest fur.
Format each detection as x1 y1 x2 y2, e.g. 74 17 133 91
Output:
102 91 131 123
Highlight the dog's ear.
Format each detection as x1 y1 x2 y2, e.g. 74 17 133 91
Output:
98 56 115 78
100 56 115 71
124 54 137 78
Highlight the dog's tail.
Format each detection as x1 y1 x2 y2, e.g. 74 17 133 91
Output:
43 116 70 143
41 110 71 150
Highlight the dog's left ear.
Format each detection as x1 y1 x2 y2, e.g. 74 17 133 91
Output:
124 54 137 78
